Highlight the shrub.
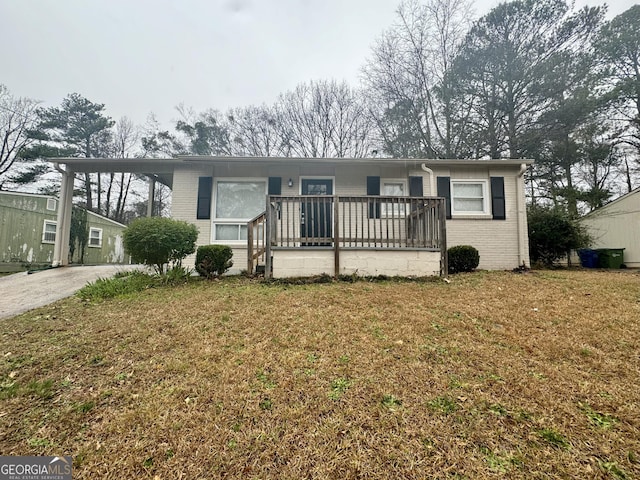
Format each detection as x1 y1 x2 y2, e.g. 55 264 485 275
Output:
528 206 591 267
161 265 193 285
77 270 157 301
448 245 480 273
123 217 198 274
195 245 233 279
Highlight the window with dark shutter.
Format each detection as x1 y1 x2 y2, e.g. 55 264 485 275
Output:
268 177 282 195
491 177 506 220
196 176 213 220
409 176 423 197
436 176 452 219
367 176 381 219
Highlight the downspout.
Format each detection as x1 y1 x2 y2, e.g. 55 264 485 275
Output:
516 163 528 267
420 163 436 195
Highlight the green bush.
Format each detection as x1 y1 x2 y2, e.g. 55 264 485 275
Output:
195 245 233 279
448 245 480 274
77 270 157 301
123 217 198 274
162 265 193 284
528 206 591 267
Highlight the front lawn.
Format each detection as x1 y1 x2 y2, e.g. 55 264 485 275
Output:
0 270 638 479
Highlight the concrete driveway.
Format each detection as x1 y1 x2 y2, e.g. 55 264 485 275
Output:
0 264 142 320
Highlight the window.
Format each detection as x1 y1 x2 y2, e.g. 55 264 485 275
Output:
42 220 57 243
46 198 57 211
88 228 103 247
213 180 267 241
381 180 406 217
451 180 488 215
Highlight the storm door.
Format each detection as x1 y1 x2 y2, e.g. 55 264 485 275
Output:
301 179 333 246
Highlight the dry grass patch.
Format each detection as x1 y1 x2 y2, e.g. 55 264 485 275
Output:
0 270 639 479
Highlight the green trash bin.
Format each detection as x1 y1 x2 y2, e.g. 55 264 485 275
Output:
596 248 625 268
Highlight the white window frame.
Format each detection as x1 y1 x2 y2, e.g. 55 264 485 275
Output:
88 227 103 248
42 220 57 244
451 179 490 216
212 178 268 244
46 198 57 211
381 178 407 218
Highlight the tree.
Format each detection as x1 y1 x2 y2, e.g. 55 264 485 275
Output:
105 117 139 222
226 105 287 157
274 79 375 158
28 93 115 211
0 85 40 185
528 205 591 266
596 5 640 154
69 206 88 264
362 0 474 158
174 105 232 156
453 0 604 160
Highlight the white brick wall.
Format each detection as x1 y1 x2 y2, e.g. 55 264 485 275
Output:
170 161 530 273
172 164 213 269
272 249 441 278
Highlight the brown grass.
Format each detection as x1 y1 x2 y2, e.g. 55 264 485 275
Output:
0 270 639 479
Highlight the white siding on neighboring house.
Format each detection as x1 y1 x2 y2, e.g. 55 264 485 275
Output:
580 189 640 268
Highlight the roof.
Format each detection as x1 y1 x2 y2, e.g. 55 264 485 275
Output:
47 156 534 187
177 155 534 166
581 187 640 220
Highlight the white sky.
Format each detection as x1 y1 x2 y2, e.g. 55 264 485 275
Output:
1 0 637 128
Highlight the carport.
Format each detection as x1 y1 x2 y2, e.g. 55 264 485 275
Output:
48 158 177 266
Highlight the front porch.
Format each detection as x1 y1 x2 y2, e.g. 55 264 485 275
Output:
248 195 447 278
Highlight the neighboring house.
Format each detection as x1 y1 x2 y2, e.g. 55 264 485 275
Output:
580 187 640 268
47 156 532 278
0 191 128 271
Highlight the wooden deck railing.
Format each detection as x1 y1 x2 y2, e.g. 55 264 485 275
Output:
248 195 447 276
247 211 267 274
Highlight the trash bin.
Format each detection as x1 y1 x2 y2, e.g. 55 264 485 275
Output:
578 249 599 268
596 248 625 269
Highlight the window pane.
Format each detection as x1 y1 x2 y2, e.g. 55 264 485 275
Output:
383 183 404 196
239 225 248 241
216 182 266 219
453 183 483 197
453 198 484 212
306 184 328 195
43 223 57 243
216 224 240 240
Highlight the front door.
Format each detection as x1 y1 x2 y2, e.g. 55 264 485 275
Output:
301 179 333 246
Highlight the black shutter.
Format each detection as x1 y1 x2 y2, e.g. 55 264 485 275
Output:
491 176 506 220
196 176 213 220
409 176 423 197
268 177 281 195
437 176 452 219
367 176 381 219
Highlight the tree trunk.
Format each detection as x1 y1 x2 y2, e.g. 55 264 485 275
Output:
84 173 93 211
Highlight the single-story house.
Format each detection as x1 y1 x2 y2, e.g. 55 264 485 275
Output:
47 156 532 277
0 190 128 272
580 187 640 268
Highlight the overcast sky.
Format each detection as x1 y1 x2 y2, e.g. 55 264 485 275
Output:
1 0 637 129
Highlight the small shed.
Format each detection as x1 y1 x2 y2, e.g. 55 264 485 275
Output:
0 191 128 272
580 188 640 268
